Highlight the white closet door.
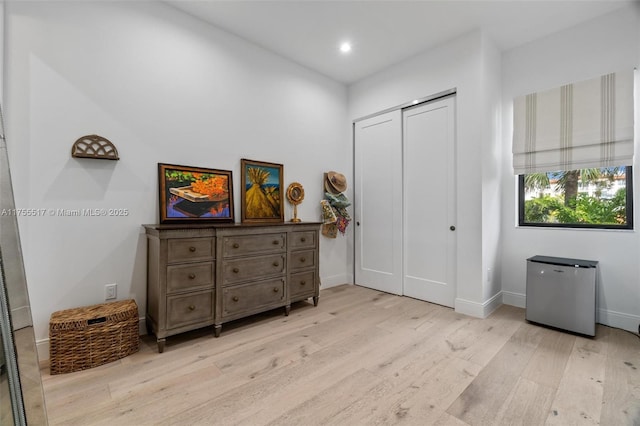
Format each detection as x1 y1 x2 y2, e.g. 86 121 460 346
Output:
402 97 456 307
354 110 403 295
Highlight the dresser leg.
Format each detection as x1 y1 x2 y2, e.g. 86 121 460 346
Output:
157 338 165 353
313 296 319 307
284 305 291 316
214 324 222 337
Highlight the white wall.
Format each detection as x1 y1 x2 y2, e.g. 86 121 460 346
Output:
500 4 640 332
349 30 503 317
480 34 503 306
4 1 351 358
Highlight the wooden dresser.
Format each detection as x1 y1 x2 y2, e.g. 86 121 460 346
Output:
144 222 320 352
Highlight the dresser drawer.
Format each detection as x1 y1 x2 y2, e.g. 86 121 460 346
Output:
222 278 285 317
167 238 214 263
290 270 315 298
290 231 316 250
222 254 286 285
290 250 316 272
167 262 214 293
166 290 213 329
222 233 286 258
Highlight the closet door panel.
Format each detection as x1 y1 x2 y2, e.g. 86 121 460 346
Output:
403 97 456 307
354 110 403 295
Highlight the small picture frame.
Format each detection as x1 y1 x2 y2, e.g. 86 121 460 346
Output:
240 159 284 223
158 163 234 224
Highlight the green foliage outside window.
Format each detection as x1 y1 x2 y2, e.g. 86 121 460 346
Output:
519 167 633 229
523 189 627 225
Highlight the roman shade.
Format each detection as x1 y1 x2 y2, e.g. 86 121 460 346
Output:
513 70 635 174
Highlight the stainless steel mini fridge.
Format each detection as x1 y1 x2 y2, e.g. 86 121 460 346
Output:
526 255 598 336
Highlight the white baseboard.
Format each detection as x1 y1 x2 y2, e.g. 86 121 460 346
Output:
483 292 503 317
502 291 526 308
597 308 640 333
138 317 147 336
320 273 353 289
36 338 49 363
455 292 502 319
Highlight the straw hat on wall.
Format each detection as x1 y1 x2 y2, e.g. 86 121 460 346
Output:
324 171 347 194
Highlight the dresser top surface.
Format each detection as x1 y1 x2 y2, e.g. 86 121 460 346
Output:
144 222 321 231
144 222 321 239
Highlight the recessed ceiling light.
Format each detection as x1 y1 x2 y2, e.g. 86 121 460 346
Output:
339 42 352 54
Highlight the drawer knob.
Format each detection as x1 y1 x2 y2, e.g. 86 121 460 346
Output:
273 261 279 267
300 280 306 286
188 273 196 279
232 296 239 302
233 267 240 273
300 257 306 263
188 305 195 311
233 243 239 249
189 246 196 252
301 237 306 242
273 287 279 293
272 240 279 245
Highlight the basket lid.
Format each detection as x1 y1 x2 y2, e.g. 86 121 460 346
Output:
49 299 137 330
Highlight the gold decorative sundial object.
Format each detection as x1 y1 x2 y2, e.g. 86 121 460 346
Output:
286 182 305 223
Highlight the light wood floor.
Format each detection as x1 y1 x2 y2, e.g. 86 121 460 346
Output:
41 284 640 425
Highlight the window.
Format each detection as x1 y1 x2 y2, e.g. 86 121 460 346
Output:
519 166 633 229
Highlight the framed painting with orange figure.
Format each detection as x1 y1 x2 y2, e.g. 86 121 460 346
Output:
158 163 234 223
240 159 284 223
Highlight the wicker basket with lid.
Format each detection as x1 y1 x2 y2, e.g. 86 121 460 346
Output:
49 299 139 374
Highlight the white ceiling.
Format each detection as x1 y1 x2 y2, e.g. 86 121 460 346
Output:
166 0 635 84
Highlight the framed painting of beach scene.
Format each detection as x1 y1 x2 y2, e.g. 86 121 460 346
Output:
158 163 234 223
240 159 283 223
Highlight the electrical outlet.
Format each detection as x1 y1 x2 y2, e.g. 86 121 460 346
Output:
105 283 117 300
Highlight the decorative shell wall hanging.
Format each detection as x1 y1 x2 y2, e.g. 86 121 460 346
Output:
71 134 119 160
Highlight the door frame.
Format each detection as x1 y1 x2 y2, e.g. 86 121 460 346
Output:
352 88 457 300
